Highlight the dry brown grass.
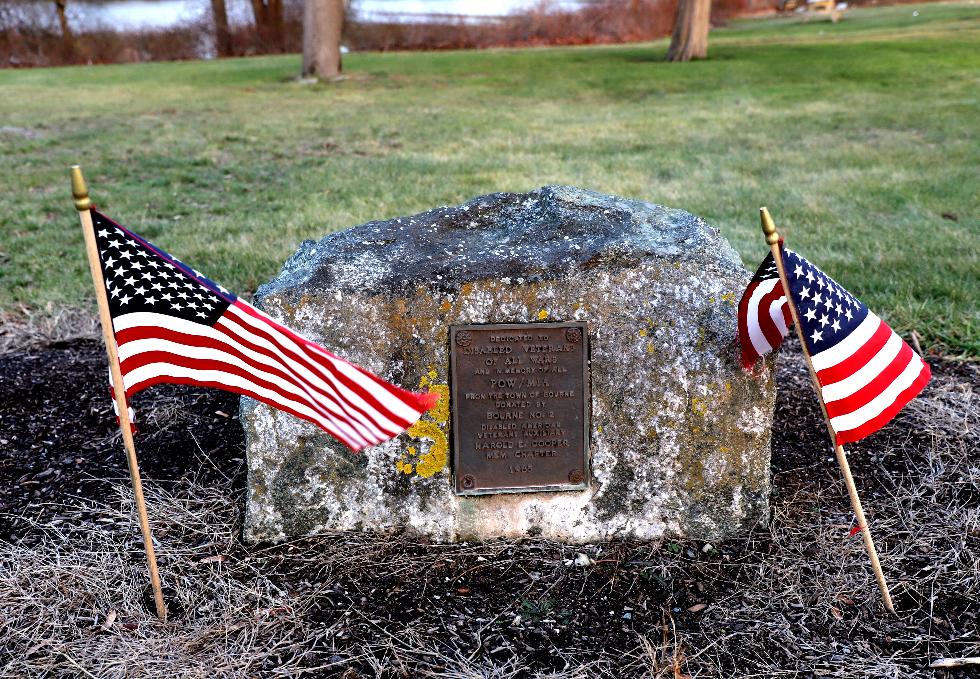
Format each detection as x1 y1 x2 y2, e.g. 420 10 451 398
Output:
0 305 99 355
0 351 976 677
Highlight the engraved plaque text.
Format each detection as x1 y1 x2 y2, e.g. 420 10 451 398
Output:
450 322 590 495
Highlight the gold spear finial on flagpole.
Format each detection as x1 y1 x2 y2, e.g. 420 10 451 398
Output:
759 206 895 614
760 207 779 245
71 165 91 212
72 165 168 621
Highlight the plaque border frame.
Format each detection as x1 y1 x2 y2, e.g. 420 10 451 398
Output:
449 321 591 496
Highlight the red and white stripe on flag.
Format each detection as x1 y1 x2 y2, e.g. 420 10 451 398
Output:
112 302 438 450
808 310 931 444
90 209 437 452
737 250 791 369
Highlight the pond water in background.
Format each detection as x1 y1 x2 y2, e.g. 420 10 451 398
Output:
65 0 587 30
67 1 210 30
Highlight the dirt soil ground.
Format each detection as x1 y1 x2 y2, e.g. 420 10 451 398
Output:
0 339 977 678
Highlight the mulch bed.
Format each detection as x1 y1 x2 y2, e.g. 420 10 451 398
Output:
0 339 244 541
0 339 977 677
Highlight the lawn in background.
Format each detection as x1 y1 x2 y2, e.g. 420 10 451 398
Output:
1 1 977 355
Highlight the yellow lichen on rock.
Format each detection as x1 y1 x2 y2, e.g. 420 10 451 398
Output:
419 367 438 389
395 446 417 475
406 420 448 477
691 396 709 416
397 377 450 478
428 384 450 424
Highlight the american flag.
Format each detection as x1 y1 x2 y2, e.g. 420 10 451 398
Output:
738 246 931 445
90 209 437 451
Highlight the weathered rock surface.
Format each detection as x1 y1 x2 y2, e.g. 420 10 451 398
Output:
243 186 776 543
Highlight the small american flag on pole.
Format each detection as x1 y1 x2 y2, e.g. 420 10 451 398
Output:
90 209 437 451
738 245 931 445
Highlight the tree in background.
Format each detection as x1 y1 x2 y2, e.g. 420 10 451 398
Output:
251 0 285 52
211 0 233 57
52 0 75 61
302 0 345 79
667 0 710 61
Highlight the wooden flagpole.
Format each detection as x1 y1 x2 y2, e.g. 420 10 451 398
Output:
760 207 895 614
72 166 168 621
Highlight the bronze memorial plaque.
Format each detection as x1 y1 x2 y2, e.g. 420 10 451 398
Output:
450 322 590 495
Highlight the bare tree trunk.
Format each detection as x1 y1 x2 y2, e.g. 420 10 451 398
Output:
302 0 345 79
250 0 285 52
53 0 75 61
666 0 710 62
268 0 283 49
250 0 264 23
211 0 232 57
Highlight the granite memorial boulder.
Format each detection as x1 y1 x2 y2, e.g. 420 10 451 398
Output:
242 186 776 543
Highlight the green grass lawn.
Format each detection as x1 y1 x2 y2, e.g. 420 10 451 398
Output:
1 1 977 354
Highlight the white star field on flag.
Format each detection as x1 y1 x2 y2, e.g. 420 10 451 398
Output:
93 213 234 326
782 249 865 355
